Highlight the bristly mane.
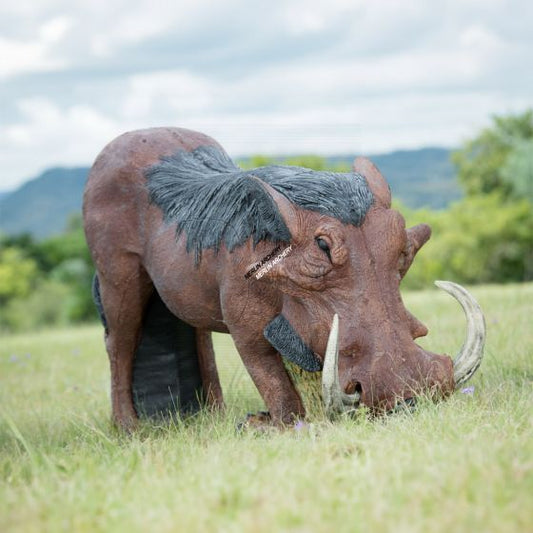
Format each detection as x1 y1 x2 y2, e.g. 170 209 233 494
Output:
145 145 373 262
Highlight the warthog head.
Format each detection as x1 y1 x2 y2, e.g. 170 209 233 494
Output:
259 157 485 416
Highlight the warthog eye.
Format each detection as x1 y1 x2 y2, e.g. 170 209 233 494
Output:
315 237 332 263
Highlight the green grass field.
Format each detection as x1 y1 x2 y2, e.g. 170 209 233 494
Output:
1 283 532 532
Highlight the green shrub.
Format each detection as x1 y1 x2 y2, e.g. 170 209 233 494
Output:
401 194 533 289
1 279 71 332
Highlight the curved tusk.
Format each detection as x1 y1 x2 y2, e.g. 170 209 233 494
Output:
435 281 486 387
322 314 360 418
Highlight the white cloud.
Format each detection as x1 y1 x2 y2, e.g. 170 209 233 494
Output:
0 37 63 78
1 99 122 189
0 15 73 79
120 71 213 120
40 16 73 43
0 0 532 190
84 1 236 58
188 91 517 157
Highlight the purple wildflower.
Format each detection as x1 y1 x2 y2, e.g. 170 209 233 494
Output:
294 420 308 431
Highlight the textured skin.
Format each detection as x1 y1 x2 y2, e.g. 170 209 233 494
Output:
83 127 454 430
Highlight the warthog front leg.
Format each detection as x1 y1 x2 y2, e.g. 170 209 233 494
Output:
229 329 305 426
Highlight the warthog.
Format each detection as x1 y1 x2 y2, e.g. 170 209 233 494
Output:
83 127 485 430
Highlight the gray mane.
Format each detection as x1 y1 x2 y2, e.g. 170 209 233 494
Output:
145 145 373 262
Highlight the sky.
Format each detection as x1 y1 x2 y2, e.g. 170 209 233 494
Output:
1 0 532 191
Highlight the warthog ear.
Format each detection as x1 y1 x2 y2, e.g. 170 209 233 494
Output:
243 177 300 283
399 224 432 278
248 176 300 239
352 157 391 208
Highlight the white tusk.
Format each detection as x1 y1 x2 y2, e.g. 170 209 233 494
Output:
435 281 486 387
321 314 360 418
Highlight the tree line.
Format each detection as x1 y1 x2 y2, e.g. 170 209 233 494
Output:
402 109 533 288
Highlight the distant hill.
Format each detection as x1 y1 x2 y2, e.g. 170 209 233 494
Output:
0 167 89 239
0 148 461 239
328 147 461 209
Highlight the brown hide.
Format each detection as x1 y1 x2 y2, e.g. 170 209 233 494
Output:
83 127 454 429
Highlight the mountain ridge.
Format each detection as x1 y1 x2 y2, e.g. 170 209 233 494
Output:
0 147 461 239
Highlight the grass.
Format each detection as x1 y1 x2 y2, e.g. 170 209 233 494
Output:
1 283 532 532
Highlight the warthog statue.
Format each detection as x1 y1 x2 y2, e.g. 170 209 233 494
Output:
83 127 485 430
